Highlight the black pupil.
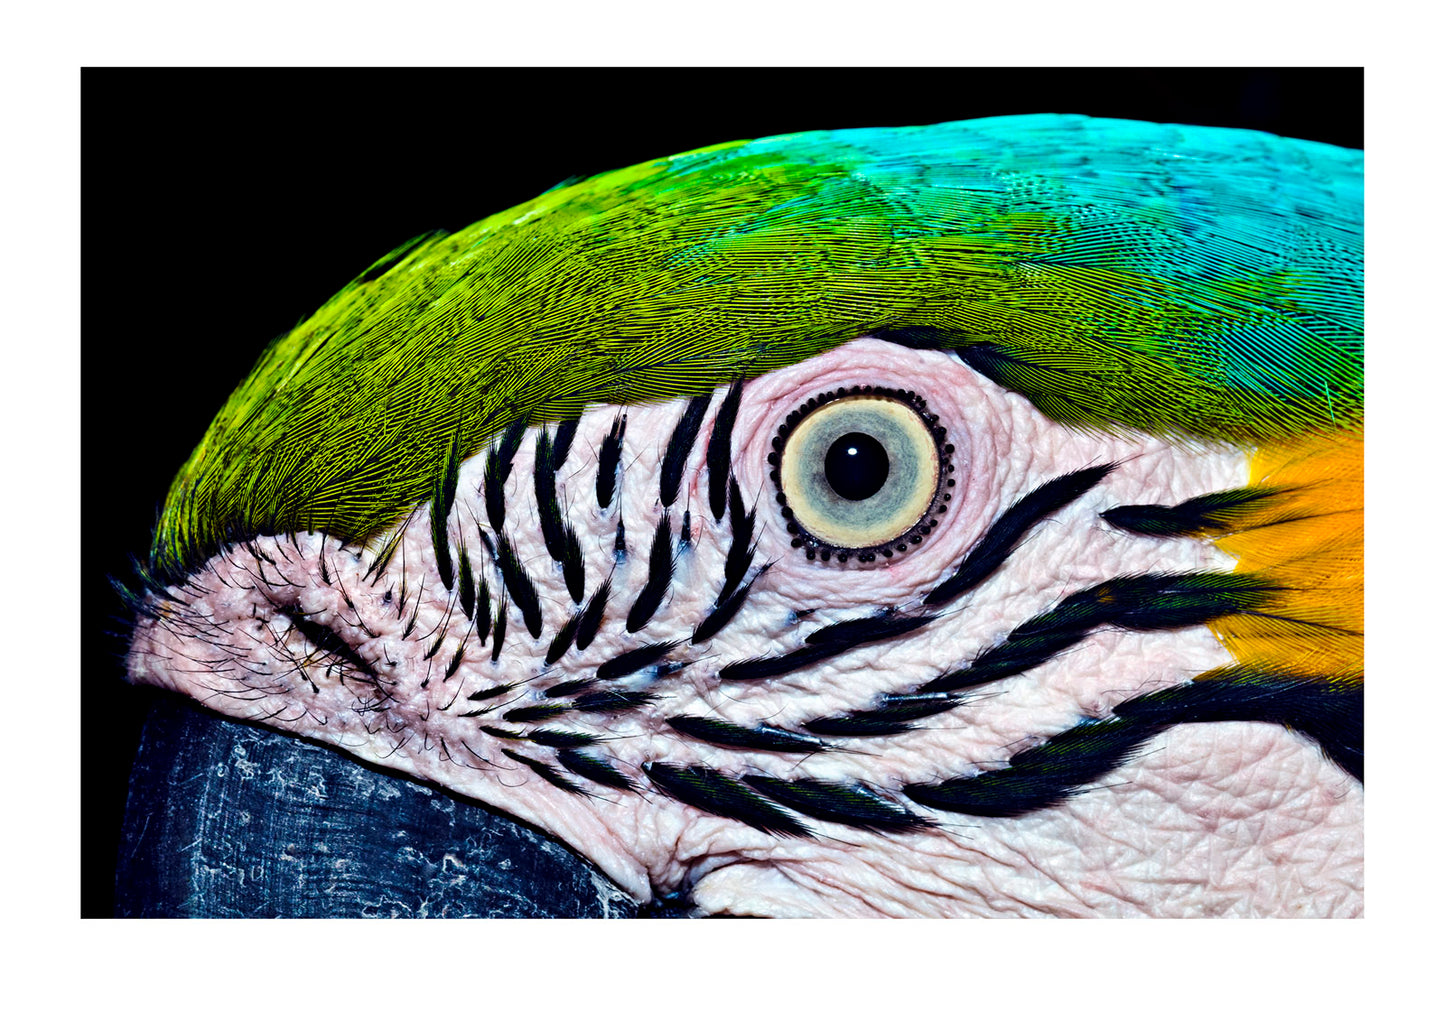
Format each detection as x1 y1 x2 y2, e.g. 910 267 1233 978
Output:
825 432 889 501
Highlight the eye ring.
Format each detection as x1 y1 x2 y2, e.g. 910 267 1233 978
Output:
766 385 956 565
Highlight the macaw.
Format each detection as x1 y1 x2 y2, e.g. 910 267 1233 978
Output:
121 114 1362 917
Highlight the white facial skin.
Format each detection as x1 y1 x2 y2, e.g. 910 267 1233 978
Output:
127 338 1363 917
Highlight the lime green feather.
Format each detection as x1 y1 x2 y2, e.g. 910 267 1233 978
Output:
151 114 1362 580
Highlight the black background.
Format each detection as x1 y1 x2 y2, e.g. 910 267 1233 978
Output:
81 67 1363 916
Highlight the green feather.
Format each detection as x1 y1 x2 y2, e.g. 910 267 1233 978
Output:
151 114 1362 580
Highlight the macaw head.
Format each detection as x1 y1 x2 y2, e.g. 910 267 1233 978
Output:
123 114 1362 917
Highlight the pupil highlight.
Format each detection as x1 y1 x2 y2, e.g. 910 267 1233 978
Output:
825 432 889 501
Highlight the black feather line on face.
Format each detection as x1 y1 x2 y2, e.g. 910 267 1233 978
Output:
570 690 658 714
494 532 543 639
277 607 377 682
804 613 936 647
718 612 934 681
502 702 569 724
743 775 929 832
718 642 841 681
1112 668 1363 780
901 669 1364 817
596 413 626 510
574 580 609 651
595 640 681 680
545 610 583 666
719 476 756 604
473 574 492 645
613 517 628 562
919 572 1277 693
484 420 528 534
691 565 767 645
667 715 829 753
502 748 587 795
490 593 508 663
904 717 1161 817
918 628 1083 693
457 543 476 621
442 640 467 680
543 677 595 698
660 393 712 508
707 381 745 522
551 415 581 472
1011 572 1278 635
804 692 963 736
526 728 596 749
925 463 1115 607
642 762 811 837
626 512 674 633
533 428 586 603
481 724 525 740
484 455 508 535
496 420 528 473
558 749 637 791
430 428 463 591
1101 487 1282 537
533 429 563 553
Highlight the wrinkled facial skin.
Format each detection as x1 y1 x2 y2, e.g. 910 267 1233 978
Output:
127 339 1363 917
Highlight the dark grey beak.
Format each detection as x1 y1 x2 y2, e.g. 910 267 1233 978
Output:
116 696 636 918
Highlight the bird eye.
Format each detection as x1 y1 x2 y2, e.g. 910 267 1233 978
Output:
768 386 955 563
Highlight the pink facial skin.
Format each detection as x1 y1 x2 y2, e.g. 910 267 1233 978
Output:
127 338 1362 917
